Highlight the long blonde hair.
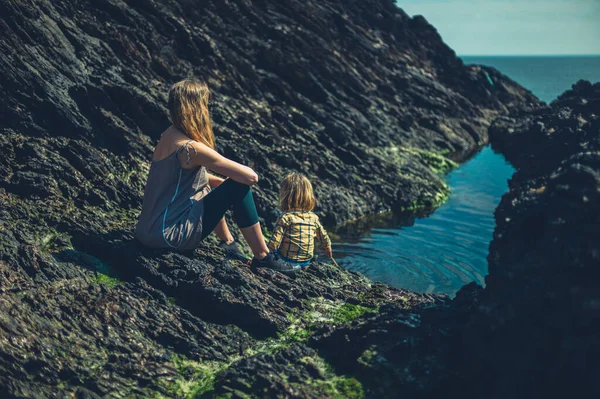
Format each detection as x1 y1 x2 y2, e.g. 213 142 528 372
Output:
168 79 215 149
279 173 316 212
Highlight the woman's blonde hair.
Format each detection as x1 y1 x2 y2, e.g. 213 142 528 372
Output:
280 173 316 212
168 79 215 149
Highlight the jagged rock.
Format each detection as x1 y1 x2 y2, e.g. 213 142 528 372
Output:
489 80 600 179
466 64 540 116
310 282 482 398
0 278 252 398
73 229 431 338
214 345 365 398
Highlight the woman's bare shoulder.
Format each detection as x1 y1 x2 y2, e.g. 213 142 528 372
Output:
153 127 193 161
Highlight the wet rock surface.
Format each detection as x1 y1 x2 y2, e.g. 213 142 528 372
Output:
0 233 441 398
0 0 555 397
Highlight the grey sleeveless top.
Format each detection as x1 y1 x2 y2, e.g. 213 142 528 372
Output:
135 141 211 251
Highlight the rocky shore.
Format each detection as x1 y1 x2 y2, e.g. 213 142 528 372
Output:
1 0 595 398
468 80 600 398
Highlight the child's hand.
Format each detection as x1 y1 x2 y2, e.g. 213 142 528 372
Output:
324 247 332 258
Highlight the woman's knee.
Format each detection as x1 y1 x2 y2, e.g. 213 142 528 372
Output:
222 178 251 196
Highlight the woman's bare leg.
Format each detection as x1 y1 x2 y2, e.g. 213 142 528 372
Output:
240 222 269 259
213 218 234 244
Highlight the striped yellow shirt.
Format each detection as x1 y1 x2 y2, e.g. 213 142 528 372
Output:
267 210 332 263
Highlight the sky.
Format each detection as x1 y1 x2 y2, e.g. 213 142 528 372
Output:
398 0 600 56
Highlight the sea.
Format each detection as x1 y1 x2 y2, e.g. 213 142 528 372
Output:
334 56 600 296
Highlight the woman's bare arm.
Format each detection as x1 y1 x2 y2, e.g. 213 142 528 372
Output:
185 141 258 186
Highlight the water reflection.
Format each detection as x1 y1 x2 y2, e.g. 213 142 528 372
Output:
333 146 515 296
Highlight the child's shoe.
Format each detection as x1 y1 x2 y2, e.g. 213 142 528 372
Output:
251 252 300 275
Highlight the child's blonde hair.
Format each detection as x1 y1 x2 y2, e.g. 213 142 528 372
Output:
279 173 316 212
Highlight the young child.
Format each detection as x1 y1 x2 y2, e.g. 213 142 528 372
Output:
268 173 332 268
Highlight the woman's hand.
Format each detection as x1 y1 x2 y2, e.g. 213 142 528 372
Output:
187 141 259 186
323 247 332 258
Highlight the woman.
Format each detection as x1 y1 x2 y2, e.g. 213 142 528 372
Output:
135 79 299 275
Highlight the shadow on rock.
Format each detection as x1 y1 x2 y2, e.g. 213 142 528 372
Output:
69 229 429 340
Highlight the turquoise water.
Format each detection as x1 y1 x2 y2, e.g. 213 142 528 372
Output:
335 56 600 295
335 147 514 294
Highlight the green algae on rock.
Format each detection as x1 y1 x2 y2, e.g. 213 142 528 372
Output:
158 298 377 398
330 303 378 325
94 272 124 288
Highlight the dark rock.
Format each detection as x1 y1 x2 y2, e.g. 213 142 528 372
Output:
489 80 600 180
214 345 361 398
0 278 252 397
72 229 428 339
311 283 482 398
